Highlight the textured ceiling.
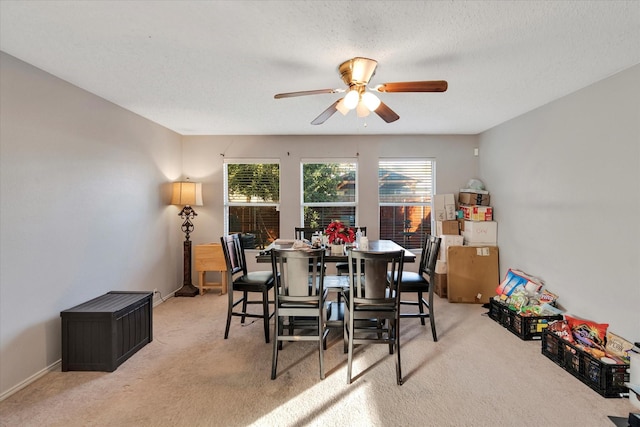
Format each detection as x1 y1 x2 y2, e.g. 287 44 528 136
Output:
1 1 638 136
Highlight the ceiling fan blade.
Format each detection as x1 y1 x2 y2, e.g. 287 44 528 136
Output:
274 88 344 99
311 100 340 125
374 101 400 123
374 80 448 93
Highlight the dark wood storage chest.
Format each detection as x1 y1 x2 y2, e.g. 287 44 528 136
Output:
61 291 153 372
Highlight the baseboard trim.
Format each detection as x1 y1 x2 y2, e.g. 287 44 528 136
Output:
1 296 171 401
0 360 61 402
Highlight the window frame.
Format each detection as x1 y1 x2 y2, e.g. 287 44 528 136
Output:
378 158 436 249
300 158 359 228
223 159 281 244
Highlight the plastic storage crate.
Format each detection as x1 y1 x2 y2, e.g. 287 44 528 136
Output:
489 298 561 340
541 331 629 398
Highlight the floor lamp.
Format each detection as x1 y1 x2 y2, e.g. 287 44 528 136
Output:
171 179 203 297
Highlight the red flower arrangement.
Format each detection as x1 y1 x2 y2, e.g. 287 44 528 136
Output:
325 221 355 244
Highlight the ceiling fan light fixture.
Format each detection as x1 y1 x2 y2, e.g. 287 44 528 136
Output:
362 92 381 111
356 102 370 118
336 98 350 115
343 90 359 110
351 57 378 84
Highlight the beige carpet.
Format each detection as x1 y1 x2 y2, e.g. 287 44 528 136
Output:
0 290 635 427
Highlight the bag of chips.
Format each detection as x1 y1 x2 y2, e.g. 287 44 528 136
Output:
547 320 574 343
496 269 543 296
565 315 608 350
605 331 634 363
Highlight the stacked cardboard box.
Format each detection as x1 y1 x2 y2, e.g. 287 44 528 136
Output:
433 194 456 221
458 189 497 246
433 219 464 298
443 188 499 303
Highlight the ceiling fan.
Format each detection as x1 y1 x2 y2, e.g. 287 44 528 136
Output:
274 57 448 125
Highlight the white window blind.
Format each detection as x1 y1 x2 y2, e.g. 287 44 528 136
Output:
378 159 434 249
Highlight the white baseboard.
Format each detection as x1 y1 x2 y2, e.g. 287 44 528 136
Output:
1 295 171 401
0 360 61 402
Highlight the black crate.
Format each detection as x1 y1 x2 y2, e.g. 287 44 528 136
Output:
580 347 629 398
489 299 561 340
510 312 562 340
541 331 629 398
488 298 510 326
541 329 564 365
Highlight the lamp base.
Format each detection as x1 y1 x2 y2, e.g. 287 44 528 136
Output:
174 284 199 297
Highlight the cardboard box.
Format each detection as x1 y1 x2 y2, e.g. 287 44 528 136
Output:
438 235 464 262
460 205 493 221
435 260 448 274
462 220 497 245
435 220 460 236
434 194 456 221
434 273 448 298
459 191 490 206
447 246 499 304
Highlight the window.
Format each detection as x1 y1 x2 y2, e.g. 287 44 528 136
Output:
224 161 279 248
379 159 434 249
301 160 357 229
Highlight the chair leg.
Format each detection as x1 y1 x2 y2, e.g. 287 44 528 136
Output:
347 316 354 384
395 316 403 385
343 308 349 354
241 291 248 323
224 289 233 339
318 315 325 380
417 291 426 325
271 312 279 379
388 319 394 354
428 291 438 342
262 289 270 343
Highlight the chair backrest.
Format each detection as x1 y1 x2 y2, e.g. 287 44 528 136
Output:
220 233 248 277
418 235 441 279
294 227 324 241
348 250 404 303
271 248 325 299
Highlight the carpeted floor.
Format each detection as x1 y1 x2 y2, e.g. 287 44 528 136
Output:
0 290 635 427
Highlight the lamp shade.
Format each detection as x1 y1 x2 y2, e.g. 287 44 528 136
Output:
171 181 203 206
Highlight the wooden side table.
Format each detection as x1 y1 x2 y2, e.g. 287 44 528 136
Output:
194 243 228 295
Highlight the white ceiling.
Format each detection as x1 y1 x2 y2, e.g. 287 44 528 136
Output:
1 1 638 136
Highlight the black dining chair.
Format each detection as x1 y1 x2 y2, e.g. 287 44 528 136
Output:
220 233 275 343
343 249 404 385
270 247 328 380
392 234 441 341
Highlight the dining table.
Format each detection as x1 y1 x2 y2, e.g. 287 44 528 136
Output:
255 239 416 264
256 239 416 331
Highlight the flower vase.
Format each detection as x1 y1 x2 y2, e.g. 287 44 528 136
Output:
330 244 345 256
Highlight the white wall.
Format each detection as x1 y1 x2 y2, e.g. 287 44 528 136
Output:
479 64 640 340
0 53 183 397
180 134 479 273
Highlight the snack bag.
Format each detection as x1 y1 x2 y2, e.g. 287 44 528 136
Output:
547 320 574 343
565 315 608 350
496 269 542 296
538 289 559 305
605 331 634 363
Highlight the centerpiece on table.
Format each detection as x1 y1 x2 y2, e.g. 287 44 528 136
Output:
324 221 356 255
